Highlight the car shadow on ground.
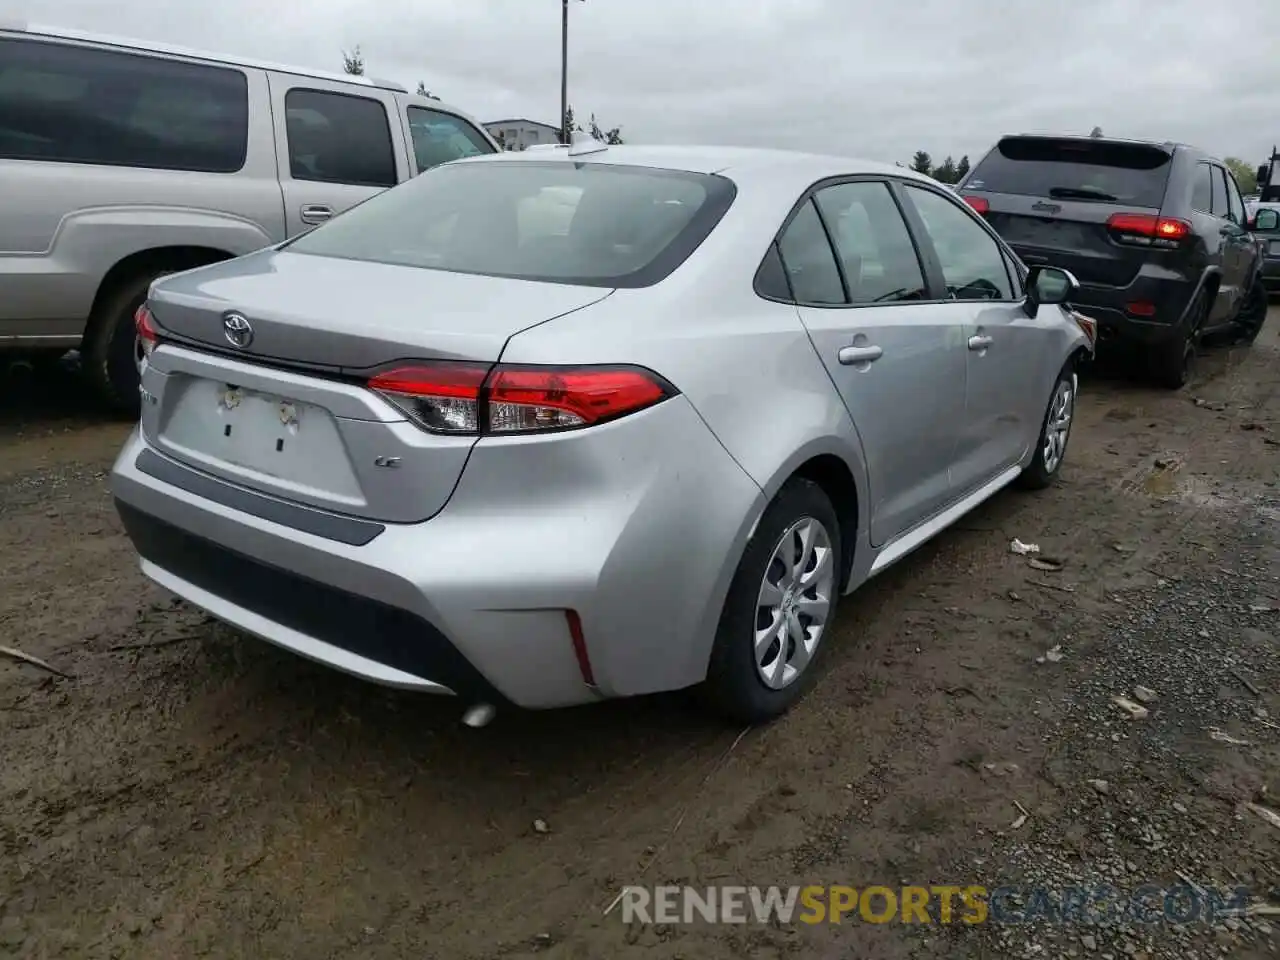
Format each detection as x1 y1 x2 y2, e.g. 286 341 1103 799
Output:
0 353 125 432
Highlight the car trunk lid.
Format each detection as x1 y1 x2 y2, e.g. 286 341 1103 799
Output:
141 250 612 524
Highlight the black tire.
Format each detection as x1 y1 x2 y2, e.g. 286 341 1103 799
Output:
83 272 165 417
1017 360 1076 491
701 478 842 725
1151 290 1206 390
1233 274 1268 345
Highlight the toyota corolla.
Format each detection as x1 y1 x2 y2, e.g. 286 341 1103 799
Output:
111 141 1095 725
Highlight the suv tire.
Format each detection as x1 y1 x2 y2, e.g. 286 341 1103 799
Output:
702 479 842 725
83 271 168 417
1152 290 1207 390
1233 274 1268 345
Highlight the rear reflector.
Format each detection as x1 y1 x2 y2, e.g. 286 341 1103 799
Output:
1105 213 1191 247
565 610 597 687
962 195 989 214
1125 300 1157 318
368 362 675 435
135 304 160 358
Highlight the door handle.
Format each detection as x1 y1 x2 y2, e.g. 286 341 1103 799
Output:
838 344 883 365
968 335 993 351
300 204 334 225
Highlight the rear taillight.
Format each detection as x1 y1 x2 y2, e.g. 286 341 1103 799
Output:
367 362 675 435
962 195 989 215
1105 213 1190 248
135 304 160 358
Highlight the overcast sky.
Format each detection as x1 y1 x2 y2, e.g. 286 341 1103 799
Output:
20 0 1280 168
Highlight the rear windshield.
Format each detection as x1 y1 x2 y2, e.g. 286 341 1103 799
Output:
285 159 737 287
966 138 1172 208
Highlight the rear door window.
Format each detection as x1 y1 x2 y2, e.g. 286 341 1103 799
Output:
285 88 396 188
812 181 927 303
1190 163 1214 214
1210 166 1229 218
406 106 495 173
966 137 1172 208
0 36 248 172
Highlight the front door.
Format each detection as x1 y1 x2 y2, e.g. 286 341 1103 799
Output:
781 180 968 547
899 183 1042 488
266 74 410 237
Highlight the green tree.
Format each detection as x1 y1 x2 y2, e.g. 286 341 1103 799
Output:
910 151 932 175
415 81 440 100
1090 126 1103 138
341 46 365 76
564 106 624 145
1225 157 1258 194
933 156 958 183
956 155 970 181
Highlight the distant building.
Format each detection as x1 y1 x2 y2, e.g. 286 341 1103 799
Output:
484 118 561 151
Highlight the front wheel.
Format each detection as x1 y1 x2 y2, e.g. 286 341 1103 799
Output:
701 479 842 725
1017 361 1076 491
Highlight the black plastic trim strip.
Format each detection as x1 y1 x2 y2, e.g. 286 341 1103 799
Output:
134 447 385 547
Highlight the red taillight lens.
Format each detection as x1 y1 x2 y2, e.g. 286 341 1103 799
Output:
1105 213 1191 246
135 304 159 358
368 363 674 435
487 366 669 433
962 195 989 215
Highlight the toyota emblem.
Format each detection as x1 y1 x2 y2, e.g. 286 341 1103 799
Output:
223 313 254 349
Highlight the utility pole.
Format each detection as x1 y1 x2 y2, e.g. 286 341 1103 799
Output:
560 0 570 144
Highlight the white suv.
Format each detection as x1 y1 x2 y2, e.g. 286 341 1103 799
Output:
0 21 499 412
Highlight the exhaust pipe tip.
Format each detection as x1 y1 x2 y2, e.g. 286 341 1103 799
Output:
462 703 496 728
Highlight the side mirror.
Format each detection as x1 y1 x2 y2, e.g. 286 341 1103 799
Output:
1255 209 1279 231
1024 265 1079 318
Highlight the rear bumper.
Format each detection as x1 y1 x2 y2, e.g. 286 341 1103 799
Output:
1064 274 1198 348
110 397 764 710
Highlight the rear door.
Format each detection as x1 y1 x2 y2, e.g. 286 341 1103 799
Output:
962 136 1174 288
1215 164 1254 322
267 74 409 235
779 179 967 547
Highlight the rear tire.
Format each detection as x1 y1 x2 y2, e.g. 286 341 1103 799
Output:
1151 290 1206 390
1017 360 1076 491
1233 274 1268 345
83 272 167 417
701 479 842 725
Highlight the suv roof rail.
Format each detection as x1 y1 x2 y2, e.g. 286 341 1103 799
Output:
525 143 571 152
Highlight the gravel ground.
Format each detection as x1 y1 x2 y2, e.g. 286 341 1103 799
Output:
1 318 1277 960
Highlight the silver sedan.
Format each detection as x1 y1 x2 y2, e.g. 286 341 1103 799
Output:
111 142 1095 725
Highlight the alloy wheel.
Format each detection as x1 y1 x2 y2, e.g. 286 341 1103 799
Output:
754 517 835 690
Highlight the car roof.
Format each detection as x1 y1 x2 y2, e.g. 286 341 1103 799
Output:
455 143 936 187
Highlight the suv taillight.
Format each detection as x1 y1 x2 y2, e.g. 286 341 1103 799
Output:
962 195 989 215
368 362 675 435
1105 213 1190 249
135 304 160 358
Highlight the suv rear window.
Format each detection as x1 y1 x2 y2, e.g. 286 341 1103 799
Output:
286 159 737 288
966 137 1172 208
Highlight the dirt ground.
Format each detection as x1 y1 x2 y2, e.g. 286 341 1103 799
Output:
1 318 1278 960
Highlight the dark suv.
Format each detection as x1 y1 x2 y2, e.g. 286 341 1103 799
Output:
959 135 1268 388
